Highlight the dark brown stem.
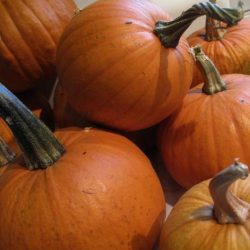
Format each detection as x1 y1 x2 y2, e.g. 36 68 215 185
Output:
0 84 65 170
209 159 250 224
192 45 227 95
205 0 244 41
154 1 243 48
0 136 15 167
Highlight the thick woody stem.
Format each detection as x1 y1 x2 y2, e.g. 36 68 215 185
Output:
205 0 244 41
0 136 15 166
0 84 65 170
154 1 242 48
209 159 250 224
192 45 227 95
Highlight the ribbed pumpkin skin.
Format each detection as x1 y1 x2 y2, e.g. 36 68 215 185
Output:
188 20 250 87
0 0 76 93
160 177 250 250
158 74 250 188
53 82 91 128
56 0 193 131
0 128 166 250
53 83 157 152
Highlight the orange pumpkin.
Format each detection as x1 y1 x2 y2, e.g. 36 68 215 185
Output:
0 83 166 250
57 0 194 131
160 159 250 250
56 1 242 131
187 2 250 87
0 0 76 93
158 46 250 188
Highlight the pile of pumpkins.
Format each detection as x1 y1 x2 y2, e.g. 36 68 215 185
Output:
0 0 250 249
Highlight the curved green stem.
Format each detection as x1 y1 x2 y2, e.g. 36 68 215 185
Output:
209 159 250 224
0 84 65 170
0 136 15 167
154 1 243 48
192 45 226 95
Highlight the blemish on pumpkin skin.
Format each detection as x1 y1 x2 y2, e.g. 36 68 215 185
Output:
125 21 133 25
73 8 82 16
81 189 95 195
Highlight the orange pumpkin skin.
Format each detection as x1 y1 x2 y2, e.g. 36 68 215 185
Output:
160 176 250 250
56 0 193 131
188 20 250 87
53 83 157 152
0 128 166 250
0 0 76 93
158 74 250 188
53 82 91 128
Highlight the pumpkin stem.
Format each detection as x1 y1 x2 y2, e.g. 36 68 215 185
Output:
192 45 227 95
205 0 244 41
209 159 250 224
0 136 15 167
0 83 65 170
154 1 242 48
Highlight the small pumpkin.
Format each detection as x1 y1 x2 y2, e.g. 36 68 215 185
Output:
57 1 239 131
160 159 250 250
0 84 166 250
158 46 250 188
0 0 76 93
187 1 250 87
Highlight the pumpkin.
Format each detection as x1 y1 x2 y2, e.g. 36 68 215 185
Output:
57 1 239 131
0 0 76 93
187 1 250 87
158 46 250 188
160 159 250 250
0 83 166 250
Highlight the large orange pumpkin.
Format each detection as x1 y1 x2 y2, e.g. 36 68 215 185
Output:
160 160 250 249
187 2 250 87
0 83 166 250
158 46 250 188
0 0 76 93
57 1 238 131
57 1 242 131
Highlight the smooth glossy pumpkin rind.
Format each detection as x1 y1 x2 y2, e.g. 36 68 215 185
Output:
57 0 193 131
160 176 250 250
0 0 76 93
0 128 166 250
159 74 250 188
